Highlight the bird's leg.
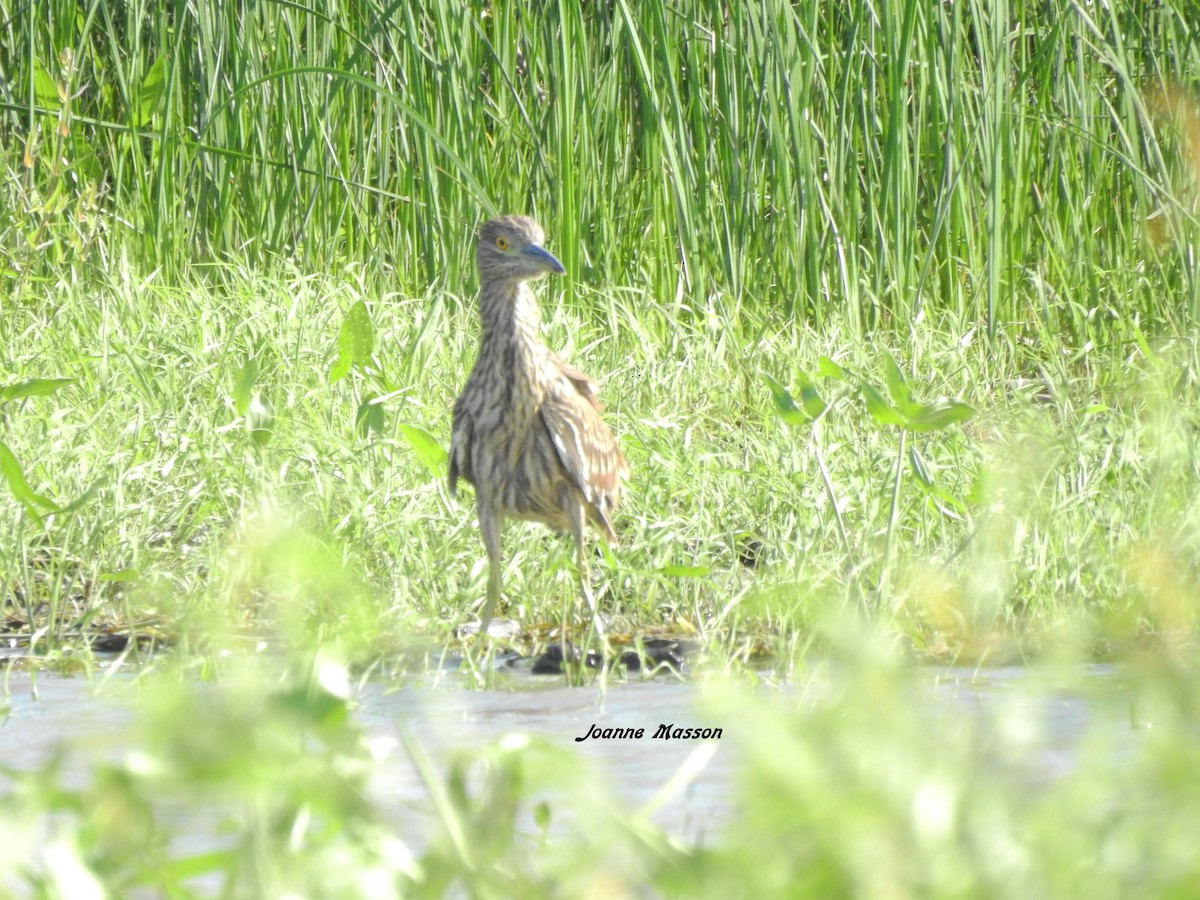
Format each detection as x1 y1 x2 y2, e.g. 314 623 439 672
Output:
476 499 503 634
566 499 604 641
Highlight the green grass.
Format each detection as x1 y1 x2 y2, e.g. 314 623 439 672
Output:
3 260 1199 667
4 0 1200 894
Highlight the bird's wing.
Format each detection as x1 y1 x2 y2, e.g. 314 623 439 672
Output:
539 360 627 539
552 355 603 411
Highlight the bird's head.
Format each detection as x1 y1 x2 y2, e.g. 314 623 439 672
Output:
477 215 566 283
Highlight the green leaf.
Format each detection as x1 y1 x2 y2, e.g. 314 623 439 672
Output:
763 374 811 426
659 564 712 578
232 357 258 416
136 55 168 125
99 568 141 583
861 383 906 427
356 395 386 438
328 344 352 385
1 377 77 402
908 445 934 488
817 356 850 380
884 354 921 418
398 424 447 477
907 401 976 432
795 371 828 419
346 300 375 359
329 300 374 384
33 59 60 109
0 440 59 520
272 684 348 730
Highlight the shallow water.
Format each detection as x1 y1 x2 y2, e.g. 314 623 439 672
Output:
0 663 1137 852
356 678 739 845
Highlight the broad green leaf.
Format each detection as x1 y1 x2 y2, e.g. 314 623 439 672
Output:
907 401 976 432
0 440 59 519
763 374 811 426
328 340 352 384
659 564 712 578
861 383 906 427
884 354 921 418
356 395 386 438
99 568 141 583
349 301 375 357
137 55 168 125
398 423 447 477
232 357 258 416
795 371 828 419
329 300 374 384
1 377 77 402
33 59 59 109
818 356 850 380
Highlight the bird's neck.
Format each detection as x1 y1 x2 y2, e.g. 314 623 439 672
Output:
479 280 544 358
477 280 550 418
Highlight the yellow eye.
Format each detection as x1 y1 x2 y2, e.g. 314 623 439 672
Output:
495 236 509 251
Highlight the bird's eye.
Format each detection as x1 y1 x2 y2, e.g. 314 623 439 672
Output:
495 236 510 251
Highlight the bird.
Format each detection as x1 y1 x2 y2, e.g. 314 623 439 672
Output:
449 215 628 634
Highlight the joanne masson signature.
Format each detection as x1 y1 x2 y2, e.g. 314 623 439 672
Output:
574 723 724 742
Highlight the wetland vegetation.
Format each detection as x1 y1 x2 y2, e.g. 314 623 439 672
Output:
3 0 1200 895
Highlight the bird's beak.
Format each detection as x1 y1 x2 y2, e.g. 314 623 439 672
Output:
521 244 566 275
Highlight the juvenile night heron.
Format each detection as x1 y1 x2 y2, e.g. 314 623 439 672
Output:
449 215 627 632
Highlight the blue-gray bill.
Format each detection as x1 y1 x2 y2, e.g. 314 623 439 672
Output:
521 243 565 274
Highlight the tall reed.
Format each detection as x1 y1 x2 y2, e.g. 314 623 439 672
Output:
3 0 1197 337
